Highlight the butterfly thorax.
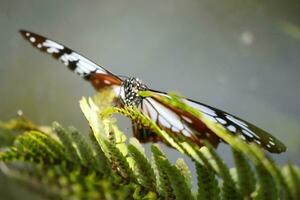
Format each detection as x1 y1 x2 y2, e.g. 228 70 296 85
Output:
120 77 148 106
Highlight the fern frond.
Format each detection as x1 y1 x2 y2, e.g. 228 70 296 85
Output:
196 162 220 200
151 144 176 199
0 117 40 132
151 144 193 199
128 139 157 191
0 117 48 148
201 142 241 200
232 148 255 197
103 139 136 183
282 164 300 200
79 97 136 183
175 158 192 190
67 127 96 168
1 91 299 200
255 164 278 200
88 132 110 174
52 122 81 164
161 158 194 200
247 144 292 199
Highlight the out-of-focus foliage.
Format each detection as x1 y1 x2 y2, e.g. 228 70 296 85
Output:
0 92 299 199
279 21 300 41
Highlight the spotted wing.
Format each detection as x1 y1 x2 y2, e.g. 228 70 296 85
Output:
134 95 221 148
137 91 286 153
19 30 122 92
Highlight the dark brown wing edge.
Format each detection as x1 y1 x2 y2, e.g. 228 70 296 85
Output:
147 89 286 153
19 30 122 90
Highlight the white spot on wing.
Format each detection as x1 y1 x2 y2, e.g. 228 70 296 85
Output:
43 40 64 50
158 115 171 129
204 115 217 123
182 115 193 123
216 117 227 125
60 53 78 65
227 125 236 132
225 114 260 138
172 126 179 132
75 53 105 72
143 101 158 122
147 98 184 130
59 52 107 76
226 115 247 127
30 37 36 43
182 129 191 137
184 100 217 117
42 40 63 54
269 141 275 146
242 130 254 138
47 47 59 53
25 32 30 37
104 79 111 85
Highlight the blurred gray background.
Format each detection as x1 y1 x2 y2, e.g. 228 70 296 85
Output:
0 0 300 194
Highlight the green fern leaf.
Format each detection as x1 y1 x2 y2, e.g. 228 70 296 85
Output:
162 159 194 200
232 148 255 197
128 139 157 191
67 127 98 169
88 132 110 174
282 164 300 200
151 145 176 199
200 142 241 200
175 158 192 190
196 162 220 200
1 92 299 200
52 122 81 164
103 139 136 183
254 164 278 200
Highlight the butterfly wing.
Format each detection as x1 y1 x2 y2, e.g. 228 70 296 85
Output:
182 98 286 153
19 30 122 92
136 90 286 153
133 94 221 148
20 30 286 153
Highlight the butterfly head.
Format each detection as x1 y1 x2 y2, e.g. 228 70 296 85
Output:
120 77 148 106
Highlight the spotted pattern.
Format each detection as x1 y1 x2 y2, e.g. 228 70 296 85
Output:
20 30 286 153
137 91 286 153
182 98 286 153
19 30 116 80
120 77 147 106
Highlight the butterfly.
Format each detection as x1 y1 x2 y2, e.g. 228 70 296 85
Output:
19 30 287 153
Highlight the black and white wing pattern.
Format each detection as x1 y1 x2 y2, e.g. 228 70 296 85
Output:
135 93 221 148
183 98 286 153
137 91 286 153
19 30 122 91
20 30 286 153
